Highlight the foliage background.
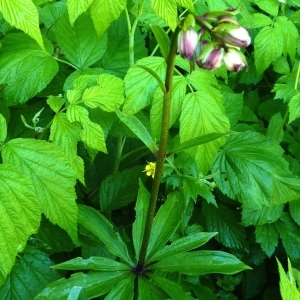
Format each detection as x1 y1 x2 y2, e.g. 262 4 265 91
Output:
0 0 300 299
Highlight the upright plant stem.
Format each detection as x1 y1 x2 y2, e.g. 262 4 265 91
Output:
138 27 181 266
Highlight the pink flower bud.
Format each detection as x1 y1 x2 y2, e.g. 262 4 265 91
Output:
223 48 247 72
177 27 198 60
196 42 224 71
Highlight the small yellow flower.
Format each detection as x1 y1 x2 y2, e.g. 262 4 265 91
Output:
144 162 156 179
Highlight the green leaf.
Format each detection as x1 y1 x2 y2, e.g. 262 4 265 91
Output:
151 0 177 30
0 114 7 143
132 180 150 262
277 258 300 300
2 139 78 242
212 131 300 209
223 92 243 127
0 0 45 50
104 275 134 300
56 12 107 69
266 112 284 142
202 202 247 250
289 200 300 227
67 0 94 24
82 74 124 111
272 83 297 103
149 251 251 275
38 1 66 28
67 286 88 300
252 0 279 16
0 246 60 299
242 204 284 226
50 112 85 184
276 17 298 62
138 277 166 300
116 109 156 153
146 192 184 259
47 96 65 113
90 0 126 36
150 23 170 61
0 164 40 286
35 271 129 300
149 274 195 300
275 213 300 261
148 232 217 263
288 93 300 123
0 33 58 105
100 167 141 212
255 223 278 257
53 257 130 271
78 205 133 265
124 56 166 114
98 15 147 77
180 90 229 174
240 13 272 28
254 26 283 75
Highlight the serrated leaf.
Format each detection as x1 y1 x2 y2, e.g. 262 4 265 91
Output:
212 131 300 209
67 0 94 24
272 83 297 103
104 275 134 300
223 92 243 127
266 113 284 142
147 192 184 259
132 180 150 262
152 0 177 30
242 204 284 226
148 232 217 263
0 33 58 105
67 104 90 123
98 15 147 77
289 200 300 227
149 274 195 300
0 246 60 299
116 109 156 153
202 202 247 250
149 251 251 275
180 91 229 175
255 223 278 257
35 271 129 300
78 205 133 265
56 12 107 69
288 93 300 123
100 167 141 212
254 26 283 75
47 96 65 113
0 114 7 143
252 0 279 16
0 164 40 286
240 13 272 28
90 0 126 36
38 1 66 28
2 139 78 242
124 56 166 114
53 256 130 271
82 74 124 111
275 213 300 261
0 0 44 50
49 112 85 184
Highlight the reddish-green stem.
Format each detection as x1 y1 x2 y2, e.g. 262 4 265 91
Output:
137 27 181 266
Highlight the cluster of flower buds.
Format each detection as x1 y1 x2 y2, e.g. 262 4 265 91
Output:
177 11 251 72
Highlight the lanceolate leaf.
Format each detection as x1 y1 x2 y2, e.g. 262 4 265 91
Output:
146 192 184 259
90 0 126 36
56 12 108 69
78 205 133 265
67 0 95 25
0 33 58 105
104 275 135 300
150 23 170 61
2 139 78 242
35 271 129 300
0 246 60 299
138 277 167 300
0 164 40 286
149 251 251 275
212 131 300 209
0 0 44 50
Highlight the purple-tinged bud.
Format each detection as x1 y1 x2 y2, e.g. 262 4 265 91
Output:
196 42 224 71
213 23 251 48
223 48 247 72
177 27 198 60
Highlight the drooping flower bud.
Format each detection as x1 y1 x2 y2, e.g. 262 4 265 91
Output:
196 42 224 71
213 23 251 48
223 47 247 72
177 27 198 60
